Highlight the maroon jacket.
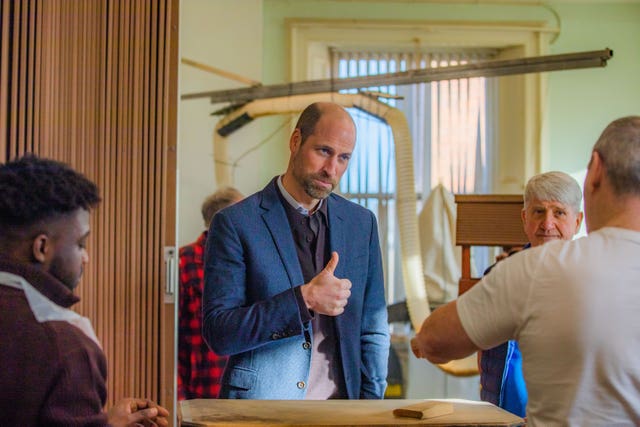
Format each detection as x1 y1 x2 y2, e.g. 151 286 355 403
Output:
0 258 108 426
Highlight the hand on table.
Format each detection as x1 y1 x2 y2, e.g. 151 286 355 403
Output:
107 397 169 427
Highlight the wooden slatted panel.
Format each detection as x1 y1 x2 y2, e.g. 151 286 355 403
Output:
455 194 529 247
454 194 528 296
0 0 178 417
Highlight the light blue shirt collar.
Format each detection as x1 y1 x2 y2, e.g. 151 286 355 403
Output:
277 175 322 216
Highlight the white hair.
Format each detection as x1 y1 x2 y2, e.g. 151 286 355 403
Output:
524 171 582 213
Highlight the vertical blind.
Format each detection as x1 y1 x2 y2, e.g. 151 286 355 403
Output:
0 0 178 409
332 49 495 303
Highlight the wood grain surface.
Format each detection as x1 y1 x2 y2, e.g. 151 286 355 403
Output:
180 399 525 427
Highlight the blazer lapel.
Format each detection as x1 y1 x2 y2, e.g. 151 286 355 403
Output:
327 195 346 278
260 179 304 287
327 195 349 340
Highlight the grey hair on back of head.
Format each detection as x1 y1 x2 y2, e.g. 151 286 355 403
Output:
201 186 244 228
592 116 640 197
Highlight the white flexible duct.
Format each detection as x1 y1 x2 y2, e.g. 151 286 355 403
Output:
213 93 431 331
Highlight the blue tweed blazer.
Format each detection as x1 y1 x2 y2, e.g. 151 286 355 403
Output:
202 177 389 399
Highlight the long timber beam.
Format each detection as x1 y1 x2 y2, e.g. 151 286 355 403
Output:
181 48 613 104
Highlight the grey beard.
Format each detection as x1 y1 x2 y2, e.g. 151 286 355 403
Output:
303 178 334 200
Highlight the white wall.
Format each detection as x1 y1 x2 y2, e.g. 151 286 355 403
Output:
179 0 264 246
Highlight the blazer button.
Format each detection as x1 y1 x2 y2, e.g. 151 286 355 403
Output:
297 381 306 389
302 341 311 350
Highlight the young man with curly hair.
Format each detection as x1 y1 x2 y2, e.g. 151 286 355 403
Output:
0 155 169 426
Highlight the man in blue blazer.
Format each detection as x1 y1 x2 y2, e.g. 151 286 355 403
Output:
203 102 389 399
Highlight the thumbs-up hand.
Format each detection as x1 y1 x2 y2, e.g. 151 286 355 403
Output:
301 251 352 316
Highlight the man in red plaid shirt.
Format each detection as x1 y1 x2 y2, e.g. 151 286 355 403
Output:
178 187 243 400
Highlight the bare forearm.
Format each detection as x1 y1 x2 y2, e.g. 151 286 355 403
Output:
411 301 479 363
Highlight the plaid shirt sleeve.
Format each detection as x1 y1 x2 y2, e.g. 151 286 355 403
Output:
177 232 227 400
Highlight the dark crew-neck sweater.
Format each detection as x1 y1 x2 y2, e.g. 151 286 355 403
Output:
277 190 347 399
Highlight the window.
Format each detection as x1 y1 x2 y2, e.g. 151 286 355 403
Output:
333 49 496 303
290 19 552 303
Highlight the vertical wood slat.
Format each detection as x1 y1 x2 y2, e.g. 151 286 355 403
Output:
17 0 27 152
0 0 178 416
93 0 105 393
131 0 141 396
155 0 166 400
50 0 59 158
9 0 21 154
115 0 126 398
162 0 179 410
140 0 151 397
148 0 160 398
68 0 78 165
32 0 42 155
26 0 36 155
0 1 10 156
129 0 138 396
105 0 117 398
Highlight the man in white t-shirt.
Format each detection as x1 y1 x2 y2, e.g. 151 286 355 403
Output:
411 116 640 426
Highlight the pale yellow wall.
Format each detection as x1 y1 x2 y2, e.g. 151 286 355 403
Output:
546 1 640 174
179 0 263 245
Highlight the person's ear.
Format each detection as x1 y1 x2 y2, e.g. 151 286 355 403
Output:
289 128 301 153
575 212 584 234
521 208 527 225
585 151 604 193
31 233 50 264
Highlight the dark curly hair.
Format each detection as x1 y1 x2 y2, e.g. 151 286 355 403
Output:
0 155 101 229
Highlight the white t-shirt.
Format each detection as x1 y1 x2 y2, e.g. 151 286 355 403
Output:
458 227 640 426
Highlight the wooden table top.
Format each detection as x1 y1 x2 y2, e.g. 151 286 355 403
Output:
180 398 525 427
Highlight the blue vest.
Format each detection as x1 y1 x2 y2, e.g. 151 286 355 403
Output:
479 244 531 417
480 341 527 417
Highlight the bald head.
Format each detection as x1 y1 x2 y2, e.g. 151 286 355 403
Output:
295 102 356 146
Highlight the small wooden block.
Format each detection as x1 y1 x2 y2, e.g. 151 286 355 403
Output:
393 401 454 420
